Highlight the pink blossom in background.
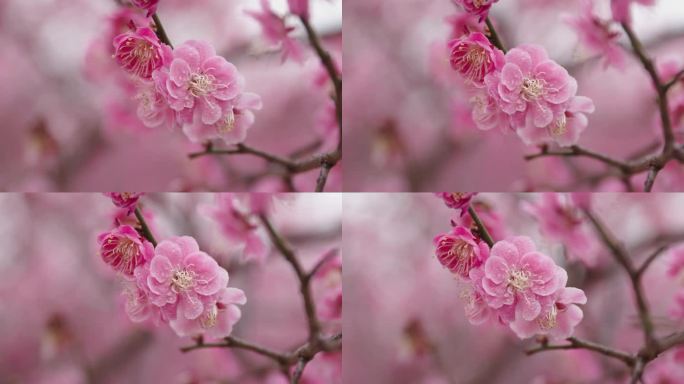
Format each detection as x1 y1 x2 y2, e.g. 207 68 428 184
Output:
448 32 504 86
113 27 167 79
247 0 305 62
145 236 229 321
136 80 179 129
182 92 263 144
131 0 160 17
451 0 500 21
105 192 144 213
565 0 626 69
98 225 153 276
433 226 489 278
446 12 484 40
313 252 342 321
522 193 598 265
435 192 476 214
516 95 595 147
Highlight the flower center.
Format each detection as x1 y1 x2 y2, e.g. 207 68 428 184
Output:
171 269 195 291
449 239 473 260
114 238 138 262
508 269 531 291
217 110 236 134
132 40 155 61
189 73 215 97
200 305 218 329
473 0 487 7
537 305 558 330
522 78 545 100
551 114 567 136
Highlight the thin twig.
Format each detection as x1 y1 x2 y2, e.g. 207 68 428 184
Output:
152 14 173 48
134 207 157 247
485 17 506 52
526 337 635 366
635 245 669 278
467 205 495 247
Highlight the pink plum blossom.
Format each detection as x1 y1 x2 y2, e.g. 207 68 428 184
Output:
98 225 154 277
104 192 144 213
433 226 489 278
484 44 578 129
435 192 477 214
204 194 271 264
169 287 246 339
509 286 586 340
516 96 595 147
565 0 626 69
145 236 229 320
182 92 263 144
247 0 304 62
135 80 179 129
446 12 484 40
130 0 160 17
457 280 495 325
113 27 166 79
470 88 513 131
477 236 566 321
451 0 500 21
453 201 509 241
448 32 504 86
153 40 243 126
522 193 598 266
313 252 342 321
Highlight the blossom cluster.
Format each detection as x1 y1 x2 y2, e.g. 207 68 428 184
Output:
434 197 586 341
109 2 262 144
446 2 595 147
98 193 246 340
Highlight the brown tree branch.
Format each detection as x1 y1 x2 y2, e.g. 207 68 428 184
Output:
467 205 495 247
525 336 635 366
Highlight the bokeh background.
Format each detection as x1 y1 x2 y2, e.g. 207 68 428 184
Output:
0 0 341 191
343 193 684 383
344 0 684 191
0 193 341 383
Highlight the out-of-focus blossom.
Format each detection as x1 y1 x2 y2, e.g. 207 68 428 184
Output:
247 0 304 62
105 192 144 213
448 32 504 87
433 226 489 278
287 0 310 19
446 12 484 40
517 96 595 147
522 193 598 266
113 27 167 79
565 0 626 69
131 0 160 17
136 80 179 129
451 0 500 21
182 92 263 144
98 225 153 276
509 287 586 340
435 192 477 214
313 252 342 321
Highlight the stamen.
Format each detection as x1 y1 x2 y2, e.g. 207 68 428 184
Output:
522 78 546 100
551 115 567 136
200 305 218 329
171 269 195 292
537 305 558 330
507 269 531 291
188 73 215 97
217 110 236 134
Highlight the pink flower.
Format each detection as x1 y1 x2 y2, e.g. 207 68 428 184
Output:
113 27 166 79
146 236 229 320
485 44 578 129
477 236 566 321
98 225 154 276
448 32 504 86
470 89 512 131
246 0 304 62
667 244 684 278
313 252 342 321
434 226 489 278
611 0 656 23
182 92 263 144
453 201 509 241
135 80 178 129
169 287 246 339
565 0 626 69
287 0 310 19
522 193 597 266
458 281 495 325
130 0 159 17
516 96 595 147
204 194 270 264
509 287 586 340
104 192 144 213
435 192 477 214
153 40 243 126
451 0 500 21
446 12 484 40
